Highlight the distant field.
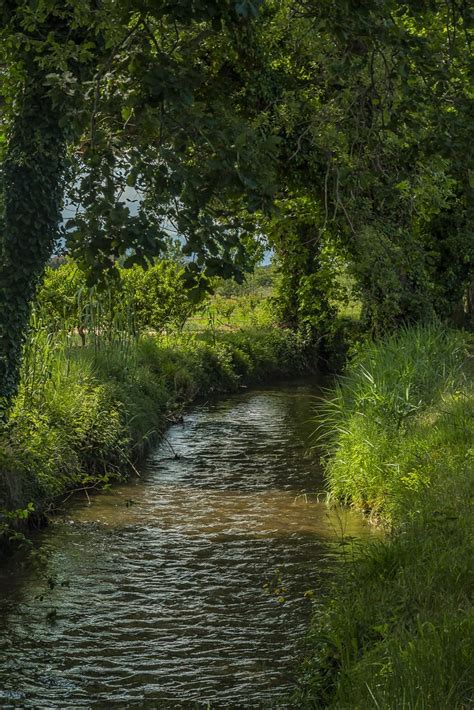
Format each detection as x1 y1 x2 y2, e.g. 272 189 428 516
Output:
185 292 274 332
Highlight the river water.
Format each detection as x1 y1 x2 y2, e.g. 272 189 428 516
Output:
0 380 370 709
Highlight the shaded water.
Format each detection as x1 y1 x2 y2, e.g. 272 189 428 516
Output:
0 380 371 708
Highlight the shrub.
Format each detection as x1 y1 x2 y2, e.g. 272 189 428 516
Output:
36 258 199 337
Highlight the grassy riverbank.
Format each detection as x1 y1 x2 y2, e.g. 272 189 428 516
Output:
298 324 473 708
0 325 307 548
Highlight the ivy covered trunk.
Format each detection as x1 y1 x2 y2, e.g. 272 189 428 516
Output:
0 77 66 407
274 222 336 343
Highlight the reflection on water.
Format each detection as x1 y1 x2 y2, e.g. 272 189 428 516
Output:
0 381 372 708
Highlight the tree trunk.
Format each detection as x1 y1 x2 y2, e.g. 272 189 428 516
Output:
0 76 66 408
466 281 474 327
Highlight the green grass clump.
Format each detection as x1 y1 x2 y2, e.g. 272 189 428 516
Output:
297 324 473 708
321 324 469 523
0 325 307 548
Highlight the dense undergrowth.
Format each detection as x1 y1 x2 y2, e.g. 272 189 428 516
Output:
0 325 307 549
297 324 473 709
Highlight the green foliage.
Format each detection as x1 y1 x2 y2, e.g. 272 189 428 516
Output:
36 260 86 329
187 291 274 334
36 258 199 336
214 264 276 298
269 211 338 343
119 261 196 332
0 0 275 405
297 325 474 708
256 1 473 334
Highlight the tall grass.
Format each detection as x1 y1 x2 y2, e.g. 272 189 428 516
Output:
0 309 307 547
297 324 473 708
319 324 469 523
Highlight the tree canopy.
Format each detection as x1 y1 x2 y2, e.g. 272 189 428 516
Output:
0 0 472 403
255 0 473 334
0 0 273 401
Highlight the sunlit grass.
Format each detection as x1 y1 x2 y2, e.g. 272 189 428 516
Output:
319 323 469 522
0 310 306 546
185 292 274 333
296 324 474 709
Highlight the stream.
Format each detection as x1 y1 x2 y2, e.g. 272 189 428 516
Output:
0 379 371 708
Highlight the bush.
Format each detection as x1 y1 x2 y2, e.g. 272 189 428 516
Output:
36 258 198 336
120 261 197 332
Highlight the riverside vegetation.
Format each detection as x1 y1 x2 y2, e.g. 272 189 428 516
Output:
1 2 473 707
2 257 472 709
0 260 307 548
296 324 473 709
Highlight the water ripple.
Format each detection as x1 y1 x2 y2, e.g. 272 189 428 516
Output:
0 381 371 708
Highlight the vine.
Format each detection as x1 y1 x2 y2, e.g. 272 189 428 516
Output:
0 72 68 406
